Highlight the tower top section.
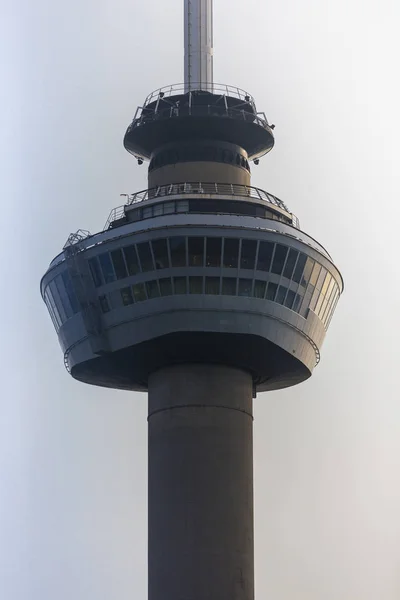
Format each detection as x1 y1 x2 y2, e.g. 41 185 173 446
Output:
184 0 214 92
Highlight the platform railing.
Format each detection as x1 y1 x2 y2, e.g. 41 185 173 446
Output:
142 83 257 108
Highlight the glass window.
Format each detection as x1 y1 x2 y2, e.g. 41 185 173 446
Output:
50 280 67 323
240 239 257 270
159 278 173 296
285 289 296 310
205 277 220 295
222 277 237 295
188 237 204 267
276 285 287 305
206 237 222 267
315 267 327 291
98 253 116 284
137 241 154 272
61 271 80 314
169 237 187 267
143 206 153 219
238 279 253 297
121 286 134 306
292 294 302 313
315 291 325 315
123 245 140 275
153 204 163 216
189 276 203 294
99 294 110 313
256 241 274 272
292 253 307 284
266 282 278 301
111 249 128 280
223 238 239 268
46 287 62 329
146 280 160 299
271 245 288 275
44 290 59 331
321 273 332 297
164 202 175 214
173 276 187 294
89 257 103 287
177 200 189 213
283 249 298 280
152 239 169 270
300 258 315 288
133 283 147 302
254 280 267 299
309 262 321 288
54 274 73 320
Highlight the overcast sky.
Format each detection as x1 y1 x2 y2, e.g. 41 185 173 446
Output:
1 0 400 598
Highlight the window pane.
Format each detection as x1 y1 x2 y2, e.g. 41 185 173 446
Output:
123 245 140 275
50 280 67 322
276 285 287 304
153 204 163 216
46 286 62 328
205 277 220 295
137 241 154 272
315 267 327 291
266 282 278 301
89 257 103 287
292 293 302 313
321 273 332 296
309 262 321 287
223 238 239 268
164 202 175 214
257 241 274 272
284 289 296 309
98 253 115 284
169 237 187 267
189 276 203 294
238 279 253 297
133 283 147 302
99 294 110 313
121 286 134 306
300 258 314 287
173 276 187 294
143 206 153 219
61 271 80 314
55 275 73 319
188 237 204 267
146 280 160 299
152 239 169 270
177 200 189 213
111 249 128 280
159 278 173 296
271 245 288 275
240 239 257 270
292 253 307 284
283 249 298 280
254 280 267 299
315 291 325 315
222 277 237 295
206 237 222 267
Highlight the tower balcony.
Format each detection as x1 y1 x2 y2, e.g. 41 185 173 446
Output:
124 83 275 161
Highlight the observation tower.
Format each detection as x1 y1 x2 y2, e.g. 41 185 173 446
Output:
41 1 343 599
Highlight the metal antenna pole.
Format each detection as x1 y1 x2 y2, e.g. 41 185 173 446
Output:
184 0 214 92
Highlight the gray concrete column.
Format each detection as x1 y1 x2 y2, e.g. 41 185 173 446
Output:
148 364 254 600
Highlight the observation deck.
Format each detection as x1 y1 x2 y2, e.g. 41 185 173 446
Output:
124 83 275 161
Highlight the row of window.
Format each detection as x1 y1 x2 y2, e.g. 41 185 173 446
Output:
88 237 317 289
149 145 251 172
98 272 338 328
120 198 290 226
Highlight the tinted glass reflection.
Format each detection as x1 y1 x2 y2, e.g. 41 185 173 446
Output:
137 241 154 272
123 245 140 275
271 245 288 275
206 237 222 267
170 237 187 267
188 237 204 267
257 241 273 272
240 240 257 270
111 249 128 280
223 239 239 268
152 239 169 270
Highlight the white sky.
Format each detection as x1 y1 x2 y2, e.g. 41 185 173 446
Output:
1 0 400 598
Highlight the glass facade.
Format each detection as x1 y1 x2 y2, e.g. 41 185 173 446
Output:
45 236 340 333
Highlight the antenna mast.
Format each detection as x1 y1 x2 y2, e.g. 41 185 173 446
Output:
184 0 214 92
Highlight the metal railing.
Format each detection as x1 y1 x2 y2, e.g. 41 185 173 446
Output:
126 83 271 133
103 183 291 230
142 83 257 108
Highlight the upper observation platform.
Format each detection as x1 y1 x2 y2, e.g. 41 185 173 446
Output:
124 83 275 161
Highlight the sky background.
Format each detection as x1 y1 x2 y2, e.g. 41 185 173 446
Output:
1 0 400 598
